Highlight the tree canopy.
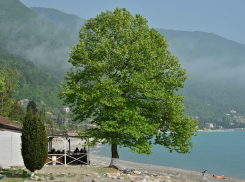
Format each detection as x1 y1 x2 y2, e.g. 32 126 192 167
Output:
27 100 39 115
59 8 198 162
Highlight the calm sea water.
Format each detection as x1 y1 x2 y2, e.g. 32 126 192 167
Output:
90 131 245 179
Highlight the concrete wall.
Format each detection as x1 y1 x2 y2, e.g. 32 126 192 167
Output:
0 130 24 166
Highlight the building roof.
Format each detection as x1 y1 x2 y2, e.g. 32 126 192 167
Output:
0 115 22 132
47 134 89 139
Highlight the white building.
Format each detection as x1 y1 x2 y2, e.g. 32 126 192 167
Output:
0 115 24 167
205 123 214 129
62 106 70 113
19 99 29 106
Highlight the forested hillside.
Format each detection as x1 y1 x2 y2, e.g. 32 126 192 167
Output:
0 35 63 108
181 77 245 117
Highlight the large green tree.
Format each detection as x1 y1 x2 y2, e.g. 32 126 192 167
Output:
21 110 48 178
59 8 198 166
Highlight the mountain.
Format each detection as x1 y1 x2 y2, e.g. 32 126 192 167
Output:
0 0 78 77
30 7 87 36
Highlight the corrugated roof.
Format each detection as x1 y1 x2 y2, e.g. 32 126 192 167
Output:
0 115 22 131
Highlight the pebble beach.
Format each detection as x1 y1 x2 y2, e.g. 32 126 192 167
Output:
90 154 244 182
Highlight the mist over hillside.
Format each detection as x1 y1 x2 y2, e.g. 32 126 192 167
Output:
157 29 245 84
0 0 77 77
0 35 63 109
30 7 87 36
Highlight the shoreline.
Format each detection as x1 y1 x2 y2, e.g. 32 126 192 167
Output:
89 154 245 182
199 129 245 132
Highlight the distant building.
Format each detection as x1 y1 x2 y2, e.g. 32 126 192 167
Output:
205 123 214 129
62 106 70 113
230 110 236 113
19 99 29 106
192 116 199 120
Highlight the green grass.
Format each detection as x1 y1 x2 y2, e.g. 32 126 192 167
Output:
0 169 23 174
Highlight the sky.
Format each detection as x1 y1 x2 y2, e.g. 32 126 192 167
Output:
19 0 245 45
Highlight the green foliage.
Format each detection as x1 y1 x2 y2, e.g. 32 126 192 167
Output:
0 64 19 118
27 100 39 115
22 170 31 178
8 101 26 124
59 8 198 157
21 111 48 172
0 75 4 93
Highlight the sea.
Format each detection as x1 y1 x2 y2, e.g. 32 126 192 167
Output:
90 131 245 179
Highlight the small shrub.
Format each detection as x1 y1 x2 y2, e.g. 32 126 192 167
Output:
22 170 30 178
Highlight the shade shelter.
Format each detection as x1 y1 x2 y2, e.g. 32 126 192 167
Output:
46 135 90 166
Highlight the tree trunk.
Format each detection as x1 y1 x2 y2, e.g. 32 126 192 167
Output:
111 142 119 158
31 172 34 178
110 142 119 167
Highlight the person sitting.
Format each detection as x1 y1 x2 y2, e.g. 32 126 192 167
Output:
202 170 207 175
83 147 87 153
74 148 79 153
213 174 226 179
80 148 84 153
52 148 56 154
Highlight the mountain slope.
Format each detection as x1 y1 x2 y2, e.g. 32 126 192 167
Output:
0 0 78 77
30 7 87 36
156 29 245 81
0 34 63 109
